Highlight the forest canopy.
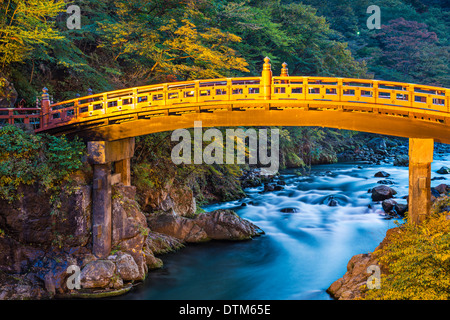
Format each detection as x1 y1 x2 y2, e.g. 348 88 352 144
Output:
1 0 447 104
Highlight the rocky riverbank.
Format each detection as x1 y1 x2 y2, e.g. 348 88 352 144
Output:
327 182 450 300
1 132 449 300
326 227 398 300
0 176 263 299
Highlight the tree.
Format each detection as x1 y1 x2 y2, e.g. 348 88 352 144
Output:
370 18 449 86
216 0 367 78
0 0 65 73
96 0 249 85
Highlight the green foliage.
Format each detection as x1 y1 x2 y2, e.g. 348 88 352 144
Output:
216 0 367 77
0 125 86 202
364 198 450 300
0 0 66 70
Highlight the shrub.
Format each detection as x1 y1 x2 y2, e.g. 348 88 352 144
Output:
0 125 86 202
365 197 450 300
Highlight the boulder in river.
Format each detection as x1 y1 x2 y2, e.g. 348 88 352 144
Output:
437 167 450 174
327 196 338 207
280 208 300 213
147 209 264 243
371 185 397 201
381 199 408 217
374 171 390 178
146 210 209 243
377 180 394 185
194 209 264 241
393 155 408 167
431 187 441 199
434 184 450 194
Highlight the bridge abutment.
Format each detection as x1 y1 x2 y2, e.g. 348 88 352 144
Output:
88 138 135 258
408 138 434 224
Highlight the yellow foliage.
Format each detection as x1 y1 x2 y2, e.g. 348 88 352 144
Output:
364 198 450 300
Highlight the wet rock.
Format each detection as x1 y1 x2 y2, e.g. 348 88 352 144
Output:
371 185 397 201
280 208 299 213
327 196 338 207
145 231 184 255
374 171 390 178
112 252 142 281
0 183 92 247
434 184 450 194
431 188 441 199
381 199 407 216
0 272 50 300
142 246 163 270
327 253 375 300
396 204 408 216
381 199 397 213
393 155 408 167
80 260 116 289
377 180 394 185
194 209 264 240
147 210 209 243
0 235 44 273
437 167 450 174
367 137 387 155
112 184 149 248
140 178 196 217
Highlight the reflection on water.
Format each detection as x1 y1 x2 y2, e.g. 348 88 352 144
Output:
123 154 450 300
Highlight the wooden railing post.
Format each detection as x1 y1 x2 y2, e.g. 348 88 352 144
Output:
41 87 50 128
446 88 450 113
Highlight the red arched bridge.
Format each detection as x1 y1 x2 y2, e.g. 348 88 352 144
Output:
1 57 449 258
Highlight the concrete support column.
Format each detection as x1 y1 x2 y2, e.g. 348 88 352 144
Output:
88 137 135 258
92 163 112 258
408 138 434 224
115 158 131 186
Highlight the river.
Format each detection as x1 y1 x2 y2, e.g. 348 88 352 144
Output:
123 153 450 300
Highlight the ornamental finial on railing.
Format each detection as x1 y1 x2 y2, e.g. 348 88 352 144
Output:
42 87 49 101
261 57 272 100
281 62 289 77
263 56 271 71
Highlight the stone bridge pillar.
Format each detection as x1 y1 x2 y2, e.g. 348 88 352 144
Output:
408 138 434 224
88 137 135 258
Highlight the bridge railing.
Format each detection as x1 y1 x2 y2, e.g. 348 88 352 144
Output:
272 76 449 113
43 77 265 127
26 58 449 131
0 107 42 128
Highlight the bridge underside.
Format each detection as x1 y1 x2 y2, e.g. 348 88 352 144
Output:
46 103 450 144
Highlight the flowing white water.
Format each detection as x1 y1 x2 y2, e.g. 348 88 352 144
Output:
123 153 450 300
